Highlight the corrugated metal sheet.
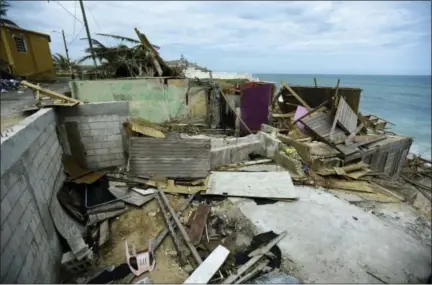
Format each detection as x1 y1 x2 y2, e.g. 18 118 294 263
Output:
129 137 211 178
333 96 357 134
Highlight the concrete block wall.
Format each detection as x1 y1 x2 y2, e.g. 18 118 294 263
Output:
56 101 129 170
1 108 64 283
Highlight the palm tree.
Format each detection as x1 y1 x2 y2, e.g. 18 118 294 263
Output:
0 0 19 27
52 53 73 71
78 32 181 78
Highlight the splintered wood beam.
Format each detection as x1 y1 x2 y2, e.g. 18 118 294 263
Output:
134 27 164 76
281 81 312 111
20 80 82 104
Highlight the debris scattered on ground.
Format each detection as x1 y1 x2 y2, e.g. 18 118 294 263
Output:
50 77 429 284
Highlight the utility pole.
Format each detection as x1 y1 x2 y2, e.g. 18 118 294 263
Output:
79 0 97 67
61 30 74 78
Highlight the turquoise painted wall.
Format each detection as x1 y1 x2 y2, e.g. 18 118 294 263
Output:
69 78 207 123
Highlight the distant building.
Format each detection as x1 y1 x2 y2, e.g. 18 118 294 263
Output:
0 23 56 81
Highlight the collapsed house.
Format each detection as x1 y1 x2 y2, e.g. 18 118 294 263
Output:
0 76 430 284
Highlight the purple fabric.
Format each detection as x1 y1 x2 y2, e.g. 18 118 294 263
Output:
240 84 272 135
294 106 309 133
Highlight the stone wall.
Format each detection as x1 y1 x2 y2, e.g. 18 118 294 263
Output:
1 109 64 283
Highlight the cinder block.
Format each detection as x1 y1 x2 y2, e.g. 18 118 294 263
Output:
1 245 13 278
18 206 32 231
3 169 20 191
8 199 25 228
87 115 118 123
18 189 31 210
5 176 26 207
16 249 35 283
0 198 12 224
89 121 112 130
108 147 124 154
1 220 12 252
1 180 7 200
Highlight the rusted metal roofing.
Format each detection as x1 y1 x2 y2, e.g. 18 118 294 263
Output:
129 137 211 178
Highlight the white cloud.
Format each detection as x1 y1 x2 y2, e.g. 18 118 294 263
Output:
6 1 431 74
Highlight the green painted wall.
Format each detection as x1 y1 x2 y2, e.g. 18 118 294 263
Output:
70 78 208 123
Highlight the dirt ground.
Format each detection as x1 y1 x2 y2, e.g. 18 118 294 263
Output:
90 194 286 284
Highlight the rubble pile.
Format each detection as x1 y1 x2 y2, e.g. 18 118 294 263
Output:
46 78 430 284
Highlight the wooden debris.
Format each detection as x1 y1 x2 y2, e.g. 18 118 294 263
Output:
328 180 376 193
153 194 196 250
87 208 126 226
155 194 188 266
146 178 208 195
316 161 369 177
99 220 110 247
20 80 82 104
108 182 155 207
234 259 270 284
187 203 211 246
223 231 287 284
158 189 203 265
183 245 230 284
62 155 105 184
330 96 357 141
281 81 312 111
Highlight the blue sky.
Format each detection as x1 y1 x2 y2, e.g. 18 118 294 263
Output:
7 1 432 75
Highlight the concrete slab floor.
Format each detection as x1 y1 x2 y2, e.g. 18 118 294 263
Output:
230 186 432 283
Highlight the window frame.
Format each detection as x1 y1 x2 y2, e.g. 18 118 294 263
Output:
13 35 27 53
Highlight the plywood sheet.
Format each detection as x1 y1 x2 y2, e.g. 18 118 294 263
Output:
187 204 211 245
206 172 297 200
129 137 211 178
334 97 357 134
300 111 346 141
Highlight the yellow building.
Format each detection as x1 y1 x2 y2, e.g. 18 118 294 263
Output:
0 23 56 81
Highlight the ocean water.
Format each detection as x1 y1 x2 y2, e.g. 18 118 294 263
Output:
254 74 431 159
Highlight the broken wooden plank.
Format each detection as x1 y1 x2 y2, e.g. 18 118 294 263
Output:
300 110 346 142
132 187 157 196
158 189 203 265
87 208 126 226
128 118 166 138
134 27 166 76
145 178 208 195
20 80 82 104
330 96 357 141
129 137 211 179
99 220 110 247
183 245 230 284
223 231 287 284
234 260 270 284
352 135 387 147
345 123 365 145
62 154 105 184
153 194 196 250
108 182 154 207
328 180 375 193
205 172 297 200
187 203 211 246
155 194 188 266
281 81 312 111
